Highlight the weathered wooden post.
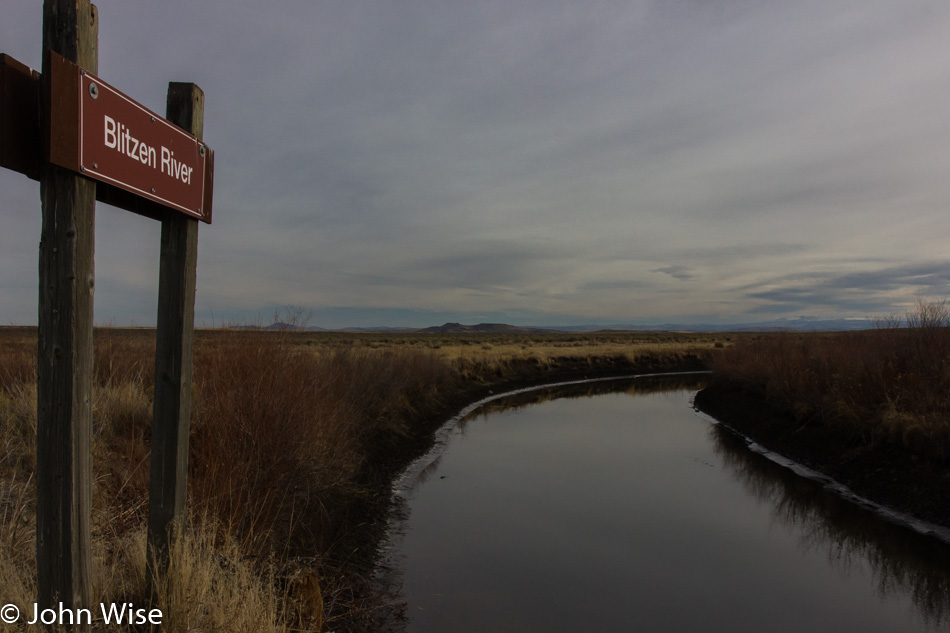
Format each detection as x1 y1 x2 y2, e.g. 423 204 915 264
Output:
2 3 214 622
36 0 97 621
148 82 204 576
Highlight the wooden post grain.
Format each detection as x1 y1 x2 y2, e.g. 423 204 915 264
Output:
147 83 203 575
37 0 97 621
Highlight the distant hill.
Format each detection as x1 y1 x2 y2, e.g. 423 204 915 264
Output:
245 316 876 334
417 322 562 334
236 323 328 331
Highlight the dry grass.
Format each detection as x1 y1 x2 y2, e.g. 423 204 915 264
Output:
203 329 725 385
0 328 456 631
0 325 713 631
232 329 729 361
188 334 452 558
712 300 950 462
152 523 291 633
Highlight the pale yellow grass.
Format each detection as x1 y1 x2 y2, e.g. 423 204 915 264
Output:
0 341 292 633
264 329 732 366
431 338 724 364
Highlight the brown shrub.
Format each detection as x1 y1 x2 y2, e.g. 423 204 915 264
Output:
712 301 950 461
188 334 452 557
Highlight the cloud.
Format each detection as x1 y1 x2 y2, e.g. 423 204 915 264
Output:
651 266 696 281
4 0 950 327
741 261 950 315
578 279 649 292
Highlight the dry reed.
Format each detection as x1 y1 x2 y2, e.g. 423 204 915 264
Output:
712 300 950 462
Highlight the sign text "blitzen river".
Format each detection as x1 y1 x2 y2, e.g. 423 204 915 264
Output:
103 115 194 185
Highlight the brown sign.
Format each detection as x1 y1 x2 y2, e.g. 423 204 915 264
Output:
47 52 213 222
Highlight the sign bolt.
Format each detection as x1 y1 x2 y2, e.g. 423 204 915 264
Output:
88 83 98 99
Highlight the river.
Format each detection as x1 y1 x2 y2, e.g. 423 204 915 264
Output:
381 375 950 632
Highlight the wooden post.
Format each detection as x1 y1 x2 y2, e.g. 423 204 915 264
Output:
147 83 203 576
36 0 97 622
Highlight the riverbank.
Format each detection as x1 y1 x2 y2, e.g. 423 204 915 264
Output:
693 309 950 536
693 383 950 532
0 327 715 632
382 374 950 633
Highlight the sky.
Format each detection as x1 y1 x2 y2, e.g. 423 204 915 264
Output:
2 0 950 328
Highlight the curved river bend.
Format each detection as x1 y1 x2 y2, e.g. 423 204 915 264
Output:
382 375 950 632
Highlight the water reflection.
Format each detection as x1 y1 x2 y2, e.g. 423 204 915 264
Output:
458 373 709 428
409 452 445 489
401 374 709 494
711 425 950 627
382 377 950 632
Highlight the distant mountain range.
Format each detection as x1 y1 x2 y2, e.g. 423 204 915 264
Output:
544 317 877 332
417 322 562 334
259 317 876 333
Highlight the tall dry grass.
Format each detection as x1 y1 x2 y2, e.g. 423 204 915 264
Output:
712 300 950 461
189 335 452 557
0 329 453 631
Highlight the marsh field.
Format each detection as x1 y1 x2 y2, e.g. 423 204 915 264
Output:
1 321 949 631
0 327 716 632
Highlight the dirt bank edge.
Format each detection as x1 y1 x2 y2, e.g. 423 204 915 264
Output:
693 382 950 532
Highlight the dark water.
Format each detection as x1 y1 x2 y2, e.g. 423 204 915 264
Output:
385 376 950 632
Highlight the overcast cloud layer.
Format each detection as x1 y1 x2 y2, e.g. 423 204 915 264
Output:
2 1 949 327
